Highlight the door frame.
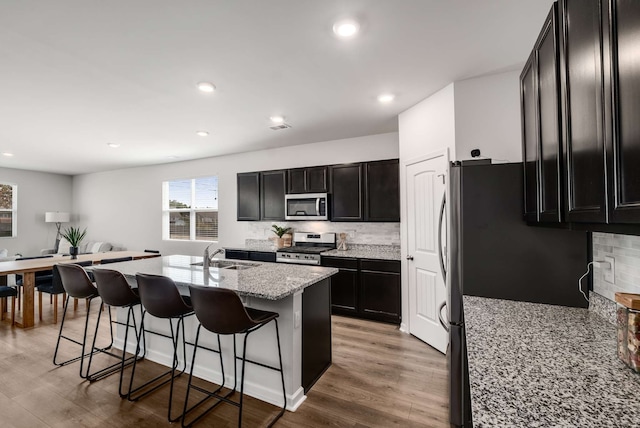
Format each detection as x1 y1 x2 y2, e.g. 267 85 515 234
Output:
400 148 450 334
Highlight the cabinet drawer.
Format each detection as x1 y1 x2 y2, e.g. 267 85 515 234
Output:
321 256 358 270
225 249 250 260
360 259 400 273
249 251 276 263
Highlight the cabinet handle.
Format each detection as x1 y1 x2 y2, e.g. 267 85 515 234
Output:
406 255 414 261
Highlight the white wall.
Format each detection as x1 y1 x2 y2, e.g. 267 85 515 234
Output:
0 167 73 256
398 83 456 162
72 133 399 255
454 70 522 163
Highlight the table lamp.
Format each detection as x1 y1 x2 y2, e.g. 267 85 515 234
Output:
45 211 70 252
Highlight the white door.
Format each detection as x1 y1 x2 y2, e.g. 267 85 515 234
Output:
406 151 448 354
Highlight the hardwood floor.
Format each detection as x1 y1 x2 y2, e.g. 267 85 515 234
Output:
0 301 449 427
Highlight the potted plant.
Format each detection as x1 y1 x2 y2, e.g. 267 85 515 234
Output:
271 224 292 249
60 226 87 259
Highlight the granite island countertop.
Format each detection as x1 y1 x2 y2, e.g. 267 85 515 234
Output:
463 296 640 427
89 255 338 300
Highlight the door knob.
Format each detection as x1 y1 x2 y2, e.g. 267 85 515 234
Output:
406 256 414 261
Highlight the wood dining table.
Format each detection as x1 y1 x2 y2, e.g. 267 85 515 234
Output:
0 251 160 328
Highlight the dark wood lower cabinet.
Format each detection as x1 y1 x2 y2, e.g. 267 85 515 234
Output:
225 249 276 263
302 278 332 392
321 256 400 324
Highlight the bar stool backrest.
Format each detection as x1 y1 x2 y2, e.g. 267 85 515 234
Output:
189 285 256 335
136 273 192 318
93 269 139 307
57 263 98 299
50 261 92 294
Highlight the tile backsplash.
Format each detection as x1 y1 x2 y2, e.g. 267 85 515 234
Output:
245 221 400 246
592 232 640 301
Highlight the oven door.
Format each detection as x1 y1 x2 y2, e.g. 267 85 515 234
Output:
285 193 328 220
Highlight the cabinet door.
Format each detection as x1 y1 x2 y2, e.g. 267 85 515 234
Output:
287 168 306 194
520 51 539 222
330 163 363 221
330 269 358 314
606 0 640 223
360 270 400 324
306 166 328 193
237 172 260 221
260 170 286 220
322 256 358 314
560 0 607 223
365 159 400 222
536 5 563 223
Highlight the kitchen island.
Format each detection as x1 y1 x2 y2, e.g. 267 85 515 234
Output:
93 255 338 411
464 296 640 427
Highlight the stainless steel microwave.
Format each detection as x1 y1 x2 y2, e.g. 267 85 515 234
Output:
285 193 329 220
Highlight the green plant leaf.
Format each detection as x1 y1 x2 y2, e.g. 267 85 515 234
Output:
60 226 87 247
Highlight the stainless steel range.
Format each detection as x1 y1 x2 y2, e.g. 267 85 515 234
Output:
275 232 336 265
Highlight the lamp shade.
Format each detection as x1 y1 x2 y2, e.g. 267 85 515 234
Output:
45 212 70 223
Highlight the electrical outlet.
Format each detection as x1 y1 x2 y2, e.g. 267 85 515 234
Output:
604 256 615 284
294 311 301 328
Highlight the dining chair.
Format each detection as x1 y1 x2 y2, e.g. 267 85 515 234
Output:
0 285 18 326
100 256 133 264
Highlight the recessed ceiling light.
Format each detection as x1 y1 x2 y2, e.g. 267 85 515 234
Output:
197 82 216 93
270 116 285 124
107 143 120 148
196 131 209 137
333 19 360 38
2 152 13 157
377 93 395 103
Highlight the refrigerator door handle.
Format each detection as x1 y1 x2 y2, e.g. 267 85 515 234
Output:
438 301 449 332
437 192 447 282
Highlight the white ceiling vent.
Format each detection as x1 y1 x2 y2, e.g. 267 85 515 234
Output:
269 123 292 131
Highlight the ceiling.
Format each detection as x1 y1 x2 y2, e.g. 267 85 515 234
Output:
0 0 554 175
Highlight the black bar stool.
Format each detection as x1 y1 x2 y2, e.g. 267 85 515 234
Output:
182 285 286 428
129 273 194 423
87 268 144 394
55 263 114 379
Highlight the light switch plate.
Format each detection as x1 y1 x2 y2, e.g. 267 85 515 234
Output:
604 256 615 284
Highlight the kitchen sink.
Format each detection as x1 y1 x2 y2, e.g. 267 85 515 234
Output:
191 260 258 270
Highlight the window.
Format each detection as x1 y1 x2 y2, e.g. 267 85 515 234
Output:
0 183 17 238
163 176 218 241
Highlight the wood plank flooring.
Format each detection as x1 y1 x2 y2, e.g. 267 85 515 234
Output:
0 301 449 427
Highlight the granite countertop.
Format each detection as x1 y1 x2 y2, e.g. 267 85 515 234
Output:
89 255 337 300
463 296 640 427
320 244 401 261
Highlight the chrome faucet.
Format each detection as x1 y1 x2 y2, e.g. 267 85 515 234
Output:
203 244 224 269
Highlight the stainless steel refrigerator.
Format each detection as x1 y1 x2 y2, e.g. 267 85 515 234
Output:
445 161 589 428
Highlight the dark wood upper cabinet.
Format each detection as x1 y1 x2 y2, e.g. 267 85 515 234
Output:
287 166 328 194
330 163 364 221
364 159 400 222
260 170 286 220
237 172 260 221
536 5 563 223
520 3 563 223
521 51 539 222
559 0 608 223
604 0 640 223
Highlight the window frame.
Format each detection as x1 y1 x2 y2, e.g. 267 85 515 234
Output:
0 183 17 239
162 176 218 242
